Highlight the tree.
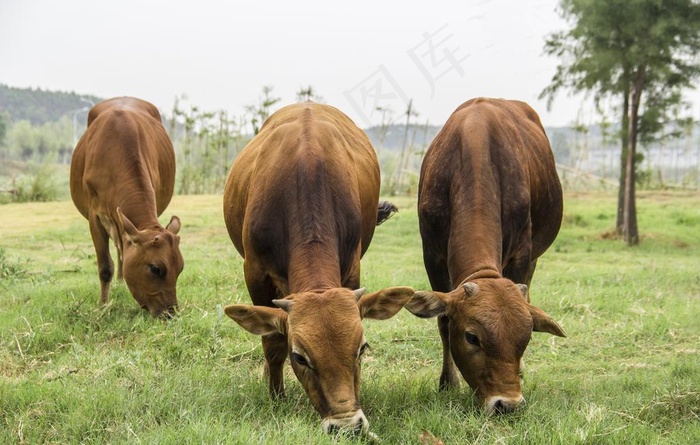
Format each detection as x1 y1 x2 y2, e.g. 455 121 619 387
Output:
244 85 281 135
0 113 6 143
169 96 249 194
541 0 700 245
295 85 324 103
10 120 37 161
0 112 7 157
395 99 419 195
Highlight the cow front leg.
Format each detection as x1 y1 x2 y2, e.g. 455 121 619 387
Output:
262 333 288 399
438 314 461 390
244 260 288 398
89 216 113 304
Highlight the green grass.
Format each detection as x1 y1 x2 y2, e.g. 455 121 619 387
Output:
1 192 699 444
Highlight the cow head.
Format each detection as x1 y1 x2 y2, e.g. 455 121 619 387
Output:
405 278 565 414
118 208 184 318
224 286 415 435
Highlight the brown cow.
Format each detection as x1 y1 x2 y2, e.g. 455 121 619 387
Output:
70 97 183 318
222 102 413 435
406 98 566 414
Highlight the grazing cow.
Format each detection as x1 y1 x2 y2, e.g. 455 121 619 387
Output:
70 97 183 318
406 98 566 414
222 102 412 435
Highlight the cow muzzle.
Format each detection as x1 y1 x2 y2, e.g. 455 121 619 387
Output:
484 395 526 415
142 302 178 319
321 409 368 436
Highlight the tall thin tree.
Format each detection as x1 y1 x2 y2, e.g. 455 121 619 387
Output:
540 0 700 245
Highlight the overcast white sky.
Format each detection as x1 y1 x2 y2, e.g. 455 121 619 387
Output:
1 0 599 128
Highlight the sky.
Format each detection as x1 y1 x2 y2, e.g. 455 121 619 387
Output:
0 0 598 129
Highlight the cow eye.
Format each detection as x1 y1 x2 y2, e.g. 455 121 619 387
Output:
291 352 310 368
149 264 164 277
465 332 480 346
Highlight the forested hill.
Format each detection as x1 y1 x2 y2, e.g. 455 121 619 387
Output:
0 84 102 125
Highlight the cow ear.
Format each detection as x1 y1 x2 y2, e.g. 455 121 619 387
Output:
224 304 287 336
529 304 566 337
357 286 415 320
117 207 142 243
404 290 448 318
166 215 181 234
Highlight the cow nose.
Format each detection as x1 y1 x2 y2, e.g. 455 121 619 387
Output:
494 398 515 414
322 410 368 436
153 304 178 319
487 396 525 415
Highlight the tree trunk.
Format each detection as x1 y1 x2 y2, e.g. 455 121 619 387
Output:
623 66 646 246
396 99 413 195
616 93 629 234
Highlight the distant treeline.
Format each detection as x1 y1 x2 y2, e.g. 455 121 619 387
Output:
0 84 102 125
1 84 699 203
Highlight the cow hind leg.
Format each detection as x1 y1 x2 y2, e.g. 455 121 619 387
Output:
89 216 113 304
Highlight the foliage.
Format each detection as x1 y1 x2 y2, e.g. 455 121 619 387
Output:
0 163 67 204
366 106 433 196
167 85 287 195
13 165 64 203
3 118 73 163
541 0 700 244
0 112 7 148
295 85 324 103
0 193 698 443
0 84 100 126
0 249 28 281
244 85 281 135
169 97 249 195
541 0 700 116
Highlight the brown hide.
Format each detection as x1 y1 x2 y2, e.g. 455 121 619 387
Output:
70 97 183 317
222 102 413 434
406 98 565 414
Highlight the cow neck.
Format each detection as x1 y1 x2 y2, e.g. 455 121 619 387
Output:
117 200 161 231
286 134 346 294
457 268 502 286
448 185 503 288
287 242 342 293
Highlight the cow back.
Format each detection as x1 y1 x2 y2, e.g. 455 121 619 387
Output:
223 102 380 298
419 97 562 286
71 97 175 225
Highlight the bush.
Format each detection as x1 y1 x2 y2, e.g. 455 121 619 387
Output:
0 163 66 203
0 248 28 281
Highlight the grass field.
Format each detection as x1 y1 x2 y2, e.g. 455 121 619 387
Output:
1 191 699 444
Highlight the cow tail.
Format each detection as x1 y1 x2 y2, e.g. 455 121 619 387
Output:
376 201 399 225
